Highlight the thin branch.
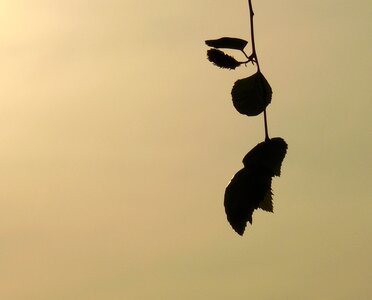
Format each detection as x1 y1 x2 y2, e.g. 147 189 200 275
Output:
248 0 270 140
248 0 260 72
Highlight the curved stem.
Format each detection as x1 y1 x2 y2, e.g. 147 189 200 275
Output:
248 0 260 72
248 0 270 140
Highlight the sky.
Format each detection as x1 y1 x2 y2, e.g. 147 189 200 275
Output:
0 0 371 299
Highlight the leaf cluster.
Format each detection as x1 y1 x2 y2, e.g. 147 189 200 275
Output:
205 37 253 70
205 37 271 117
224 138 287 235
204 2 288 236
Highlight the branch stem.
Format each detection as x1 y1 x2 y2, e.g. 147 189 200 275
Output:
248 0 270 140
248 0 260 72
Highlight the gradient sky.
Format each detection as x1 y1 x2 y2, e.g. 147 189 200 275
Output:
1 1 371 299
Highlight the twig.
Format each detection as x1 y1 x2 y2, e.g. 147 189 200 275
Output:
248 0 269 140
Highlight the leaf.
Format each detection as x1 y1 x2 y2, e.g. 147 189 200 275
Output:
205 37 248 51
224 167 272 235
207 49 241 70
224 137 288 235
258 187 273 212
231 72 272 116
243 137 288 177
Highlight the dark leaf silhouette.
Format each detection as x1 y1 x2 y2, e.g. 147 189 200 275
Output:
243 137 288 176
205 37 248 51
207 49 241 70
258 187 273 212
231 72 272 116
224 167 272 235
224 138 287 235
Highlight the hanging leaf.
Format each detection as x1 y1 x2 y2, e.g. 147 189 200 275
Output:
243 137 288 176
231 72 272 116
205 37 248 51
258 187 273 212
224 167 272 235
224 137 288 235
207 49 241 70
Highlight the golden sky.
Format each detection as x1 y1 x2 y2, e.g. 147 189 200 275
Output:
0 0 371 299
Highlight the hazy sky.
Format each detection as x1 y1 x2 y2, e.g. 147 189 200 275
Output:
1 1 371 299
